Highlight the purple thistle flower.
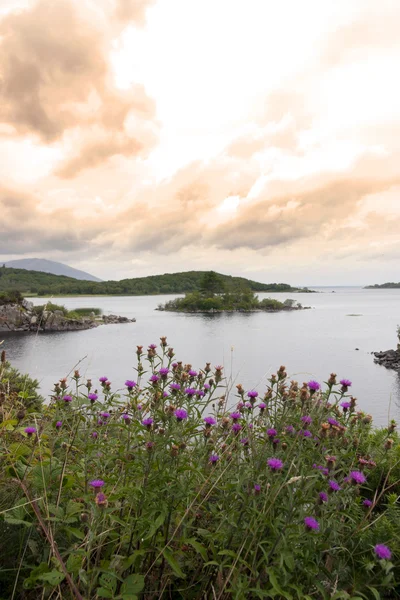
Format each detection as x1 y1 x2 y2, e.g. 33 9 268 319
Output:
149 374 159 383
350 470 366 485
163 391 169 398
170 382 181 392
245 401 252 409
159 368 169 377
89 479 105 489
301 415 312 425
374 544 391 560
237 401 245 409
95 492 108 507
209 454 219 464
313 464 329 476
267 458 283 471
91 431 98 439
148 343 157 350
267 428 277 437
122 414 131 423
55 421 62 429
329 480 341 492
254 483 261 492
341 401 352 410
319 492 328 503
188 369 198 377
196 390 205 398
174 408 188 421
204 416 217 426
340 379 352 388
203 383 211 391
304 516 319 531
88 393 98 402
99 376 108 383
125 380 137 389
24 427 36 436
240 437 249 446
301 429 312 438
247 390 258 399
327 417 340 427
232 423 242 433
100 412 110 419
363 499 373 507
248 423 254 430
230 411 241 421
97 419 104 426
286 425 295 434
63 395 72 403
137 404 143 411
184 387 197 397
142 417 154 428
258 402 266 410
308 380 321 391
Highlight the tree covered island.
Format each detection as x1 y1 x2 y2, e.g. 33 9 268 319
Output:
365 282 400 289
159 271 308 313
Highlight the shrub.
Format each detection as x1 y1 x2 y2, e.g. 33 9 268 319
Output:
0 346 399 599
0 290 23 305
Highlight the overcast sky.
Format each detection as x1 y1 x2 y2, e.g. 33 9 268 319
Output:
0 0 399 285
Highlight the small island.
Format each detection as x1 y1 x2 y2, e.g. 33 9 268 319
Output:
157 272 308 313
365 282 400 289
0 291 135 332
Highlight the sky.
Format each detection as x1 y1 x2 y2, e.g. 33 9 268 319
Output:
0 0 399 285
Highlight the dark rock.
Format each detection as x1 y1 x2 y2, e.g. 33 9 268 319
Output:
373 348 400 371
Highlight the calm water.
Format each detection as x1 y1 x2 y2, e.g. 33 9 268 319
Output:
2 287 400 426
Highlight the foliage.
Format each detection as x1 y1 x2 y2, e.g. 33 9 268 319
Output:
0 265 314 296
0 345 399 599
0 289 23 305
366 283 400 289
0 351 43 418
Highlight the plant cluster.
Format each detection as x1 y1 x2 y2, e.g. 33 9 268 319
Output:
0 342 399 599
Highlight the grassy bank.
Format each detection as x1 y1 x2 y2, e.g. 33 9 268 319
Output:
0 343 399 599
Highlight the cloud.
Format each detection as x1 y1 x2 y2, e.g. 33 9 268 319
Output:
114 0 155 25
0 0 158 176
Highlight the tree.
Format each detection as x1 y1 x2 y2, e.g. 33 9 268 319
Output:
199 271 225 297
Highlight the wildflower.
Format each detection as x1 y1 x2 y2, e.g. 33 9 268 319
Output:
240 437 249 446
327 417 340 427
304 516 319 531
385 438 394 450
204 416 217 427
254 484 261 495
100 412 110 420
267 458 283 471
146 441 154 451
301 415 312 425
148 344 157 350
319 492 328 503
24 427 36 436
184 387 197 397
174 408 188 421
159 368 169 378
95 492 108 508
88 393 98 402
267 428 277 438
327 373 337 386
125 380 137 390
142 417 154 429
230 411 241 421
196 390 205 398
232 423 242 433
247 390 258 399
122 414 131 424
245 401 252 409
209 454 219 464
203 383 211 391
163 391 169 398
308 380 321 392
89 479 105 489
55 421 62 429
63 395 72 403
341 401 352 412
374 544 391 560
363 499 373 507
170 383 181 393
286 425 295 434
349 470 366 485
259 402 266 411
340 379 352 391
99 376 108 383
188 369 198 377
91 431 98 439
329 480 341 492
149 374 159 384
301 429 312 438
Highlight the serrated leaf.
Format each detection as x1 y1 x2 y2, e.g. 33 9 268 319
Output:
163 547 186 579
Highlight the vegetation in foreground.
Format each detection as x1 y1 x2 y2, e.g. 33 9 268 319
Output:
0 265 314 296
160 271 304 312
0 340 399 599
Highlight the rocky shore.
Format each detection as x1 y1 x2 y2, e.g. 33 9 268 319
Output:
0 301 135 332
373 347 400 371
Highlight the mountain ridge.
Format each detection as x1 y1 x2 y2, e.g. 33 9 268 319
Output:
4 258 102 282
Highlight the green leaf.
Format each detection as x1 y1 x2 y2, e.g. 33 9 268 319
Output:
122 550 146 571
97 587 114 598
163 547 186 579
67 552 83 575
3 516 33 527
99 572 118 593
120 574 145 596
186 538 208 561
366 587 381 600
39 570 65 586
266 569 292 600
65 526 85 540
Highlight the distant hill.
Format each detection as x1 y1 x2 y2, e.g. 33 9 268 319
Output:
365 282 400 289
0 266 314 296
4 258 102 282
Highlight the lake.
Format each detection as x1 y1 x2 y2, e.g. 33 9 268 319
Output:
1 287 400 426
